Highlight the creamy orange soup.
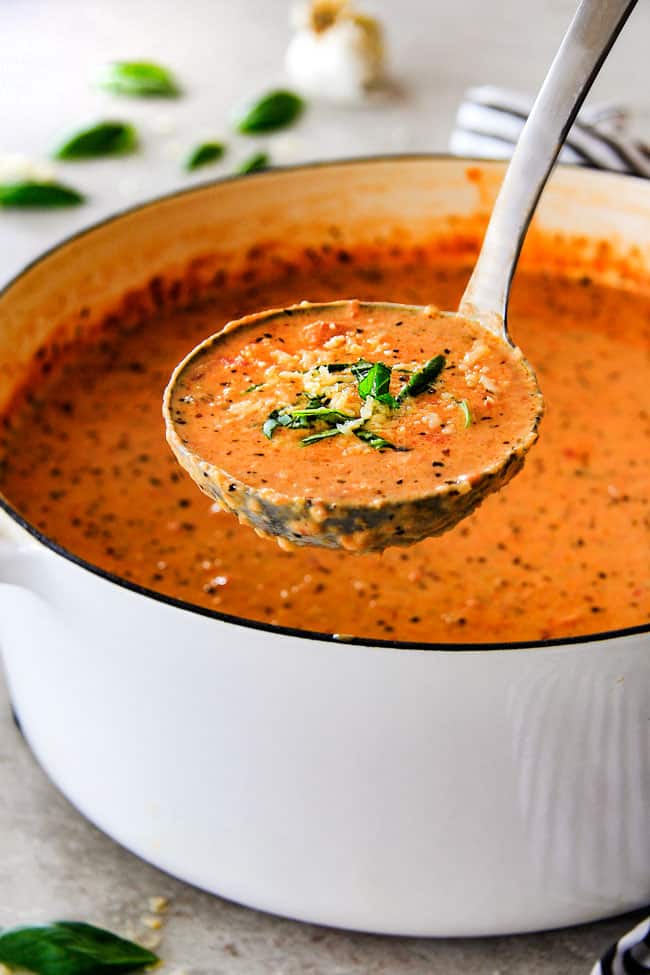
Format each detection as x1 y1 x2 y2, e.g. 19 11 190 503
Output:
0 245 648 643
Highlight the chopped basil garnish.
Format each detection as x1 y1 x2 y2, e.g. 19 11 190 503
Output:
185 141 226 171
357 361 397 407
325 359 395 403
264 403 353 439
235 90 304 134
354 428 400 451
457 398 472 427
324 360 380 381
301 428 342 446
0 921 158 975
237 151 269 174
325 362 352 373
263 393 400 450
301 426 400 449
244 383 264 393
397 354 446 401
349 359 373 381
290 406 355 423
0 181 84 207
324 361 373 377
326 356 444 408
54 121 137 160
263 410 294 439
98 61 180 97
261 352 448 450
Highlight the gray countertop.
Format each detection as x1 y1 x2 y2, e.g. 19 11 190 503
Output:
1 683 646 974
1 1 648 972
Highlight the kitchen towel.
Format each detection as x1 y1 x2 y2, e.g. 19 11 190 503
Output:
591 915 650 974
450 85 650 178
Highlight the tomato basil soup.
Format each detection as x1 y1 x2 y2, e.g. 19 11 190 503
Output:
0 245 647 642
167 302 541 550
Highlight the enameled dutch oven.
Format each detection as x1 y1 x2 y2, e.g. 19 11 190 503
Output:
0 158 648 936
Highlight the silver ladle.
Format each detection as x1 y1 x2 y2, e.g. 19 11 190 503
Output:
165 0 637 551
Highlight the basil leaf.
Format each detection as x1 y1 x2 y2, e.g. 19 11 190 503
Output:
289 406 354 424
237 152 269 174
0 181 84 207
457 398 472 427
235 90 304 134
263 409 293 439
263 403 354 439
357 362 396 407
349 359 373 382
244 383 264 393
263 416 278 439
304 394 327 407
98 61 180 97
55 122 137 160
324 362 351 373
185 141 226 171
353 428 399 451
301 428 341 446
397 354 446 401
0 921 158 975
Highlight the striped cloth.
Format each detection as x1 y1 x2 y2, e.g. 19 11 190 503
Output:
450 85 650 178
592 916 650 974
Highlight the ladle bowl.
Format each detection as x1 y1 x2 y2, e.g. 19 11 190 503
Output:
164 299 542 550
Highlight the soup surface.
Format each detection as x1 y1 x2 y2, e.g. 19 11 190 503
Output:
0 245 648 643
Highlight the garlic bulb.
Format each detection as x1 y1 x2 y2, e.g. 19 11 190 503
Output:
0 153 56 184
286 0 385 102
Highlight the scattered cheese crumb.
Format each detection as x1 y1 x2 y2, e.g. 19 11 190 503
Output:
420 411 441 429
479 374 498 393
336 415 364 434
147 897 169 913
323 333 347 349
141 914 163 930
329 386 357 412
462 341 489 367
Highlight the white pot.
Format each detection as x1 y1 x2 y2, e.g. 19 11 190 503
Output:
0 158 648 936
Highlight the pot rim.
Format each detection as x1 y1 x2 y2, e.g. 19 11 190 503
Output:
1 153 648 654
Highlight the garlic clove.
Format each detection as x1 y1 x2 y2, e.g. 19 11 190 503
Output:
286 1 385 102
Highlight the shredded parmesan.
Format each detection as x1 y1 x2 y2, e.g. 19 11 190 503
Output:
420 410 441 429
462 341 489 366
479 374 498 393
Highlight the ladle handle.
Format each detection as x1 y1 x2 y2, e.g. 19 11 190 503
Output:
458 0 637 337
